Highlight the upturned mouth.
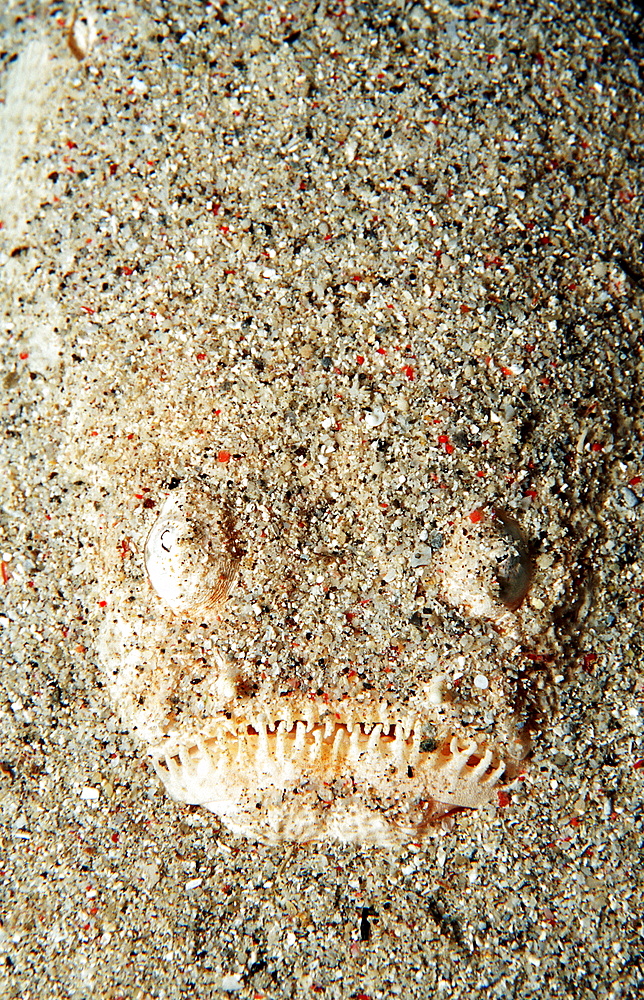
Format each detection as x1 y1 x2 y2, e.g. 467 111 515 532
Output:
150 704 513 844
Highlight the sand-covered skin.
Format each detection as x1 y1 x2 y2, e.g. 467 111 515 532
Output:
1 0 643 995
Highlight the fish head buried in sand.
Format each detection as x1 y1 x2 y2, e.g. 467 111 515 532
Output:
63 301 623 846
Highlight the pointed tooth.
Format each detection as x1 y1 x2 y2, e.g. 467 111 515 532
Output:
169 754 183 779
470 747 494 782
304 704 316 732
214 716 235 737
294 720 306 752
324 718 335 739
155 754 173 778
447 737 476 778
258 718 269 757
470 750 506 788
449 737 467 775
490 761 506 785
309 726 323 762
407 724 422 767
276 722 286 760
368 724 383 752
331 727 346 761
255 712 269 734
233 732 247 766
392 723 406 763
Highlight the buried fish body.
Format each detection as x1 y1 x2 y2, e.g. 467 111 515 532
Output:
46 6 641 845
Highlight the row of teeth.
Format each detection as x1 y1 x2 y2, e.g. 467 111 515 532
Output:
215 701 421 739
219 717 416 741
158 724 505 787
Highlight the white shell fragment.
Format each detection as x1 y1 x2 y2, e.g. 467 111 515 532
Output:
66 9 97 61
144 489 240 616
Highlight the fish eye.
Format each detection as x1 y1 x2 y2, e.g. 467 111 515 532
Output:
144 489 240 617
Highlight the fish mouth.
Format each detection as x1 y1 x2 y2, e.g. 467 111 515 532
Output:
149 704 515 845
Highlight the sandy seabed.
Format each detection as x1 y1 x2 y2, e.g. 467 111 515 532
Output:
1 1 643 998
